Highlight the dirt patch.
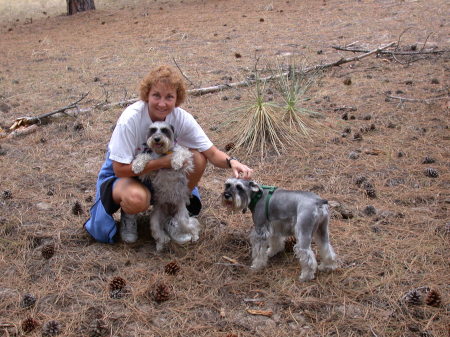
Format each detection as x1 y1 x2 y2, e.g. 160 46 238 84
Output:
0 0 449 336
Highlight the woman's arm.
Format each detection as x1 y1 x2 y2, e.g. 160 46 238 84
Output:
202 146 253 179
112 155 173 178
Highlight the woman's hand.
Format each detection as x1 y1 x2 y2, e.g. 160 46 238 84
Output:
230 159 253 180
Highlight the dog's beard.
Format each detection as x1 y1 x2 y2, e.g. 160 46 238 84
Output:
222 194 245 211
149 139 171 155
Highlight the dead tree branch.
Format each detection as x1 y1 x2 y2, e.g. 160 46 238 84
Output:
10 93 89 130
332 45 448 56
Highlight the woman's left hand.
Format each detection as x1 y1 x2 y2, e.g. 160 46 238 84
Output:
231 160 253 180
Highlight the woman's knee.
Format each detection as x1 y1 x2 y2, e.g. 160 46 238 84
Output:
113 179 150 213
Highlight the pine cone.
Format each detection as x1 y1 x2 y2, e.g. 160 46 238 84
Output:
109 277 126 292
88 319 108 337
224 142 235 152
153 283 170 303
424 168 439 178
284 236 296 253
355 176 367 187
403 289 423 305
2 190 12 200
20 293 37 308
21 317 39 333
164 261 180 275
41 244 55 259
425 289 441 307
109 276 126 291
422 156 435 164
42 320 61 336
72 201 83 215
363 182 377 198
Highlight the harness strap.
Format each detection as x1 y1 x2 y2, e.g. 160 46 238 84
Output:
248 185 278 220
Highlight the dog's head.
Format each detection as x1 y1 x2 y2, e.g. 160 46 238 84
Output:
222 178 261 212
146 121 175 155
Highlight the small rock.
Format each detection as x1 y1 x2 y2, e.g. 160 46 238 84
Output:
349 151 359 160
36 202 52 211
363 205 377 216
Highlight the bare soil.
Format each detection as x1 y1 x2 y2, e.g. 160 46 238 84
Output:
0 0 449 336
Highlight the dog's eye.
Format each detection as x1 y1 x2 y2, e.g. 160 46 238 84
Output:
236 185 244 191
225 183 231 189
161 128 171 136
149 127 157 135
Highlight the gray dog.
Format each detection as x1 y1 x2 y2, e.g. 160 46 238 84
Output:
222 178 338 281
131 121 200 251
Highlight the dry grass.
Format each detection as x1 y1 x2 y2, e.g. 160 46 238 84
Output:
1 0 449 336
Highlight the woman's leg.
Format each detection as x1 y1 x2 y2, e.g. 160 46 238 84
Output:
112 178 151 243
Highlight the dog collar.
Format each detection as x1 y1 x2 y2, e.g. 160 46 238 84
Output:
248 185 278 220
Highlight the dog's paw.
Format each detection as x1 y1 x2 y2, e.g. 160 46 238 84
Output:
318 262 338 272
132 153 152 174
299 271 316 282
171 145 193 171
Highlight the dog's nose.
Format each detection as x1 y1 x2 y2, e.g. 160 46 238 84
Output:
223 192 232 199
154 136 161 142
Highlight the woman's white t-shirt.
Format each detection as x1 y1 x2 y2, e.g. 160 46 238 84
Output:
108 100 213 164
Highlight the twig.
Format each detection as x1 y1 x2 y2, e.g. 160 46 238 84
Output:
172 56 195 87
395 27 413 52
386 94 448 104
10 93 89 129
215 262 249 268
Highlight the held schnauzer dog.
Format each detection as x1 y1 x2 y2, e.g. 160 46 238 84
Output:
222 178 338 281
131 121 200 251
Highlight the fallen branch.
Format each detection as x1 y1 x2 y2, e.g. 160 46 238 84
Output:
9 93 89 130
332 45 448 56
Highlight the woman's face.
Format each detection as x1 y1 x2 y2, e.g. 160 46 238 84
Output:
147 81 177 122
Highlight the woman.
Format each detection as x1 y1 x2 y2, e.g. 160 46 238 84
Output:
85 65 253 243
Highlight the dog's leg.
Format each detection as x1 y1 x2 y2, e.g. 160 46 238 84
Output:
150 207 170 252
294 214 318 282
166 205 194 244
267 235 285 257
315 213 338 272
250 227 269 270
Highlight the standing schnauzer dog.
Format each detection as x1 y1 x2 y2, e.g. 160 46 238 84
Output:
222 178 338 281
131 121 200 251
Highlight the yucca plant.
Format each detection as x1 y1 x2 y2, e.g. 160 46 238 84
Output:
230 69 295 159
274 62 321 137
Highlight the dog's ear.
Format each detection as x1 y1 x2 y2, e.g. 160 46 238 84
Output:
249 181 261 193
